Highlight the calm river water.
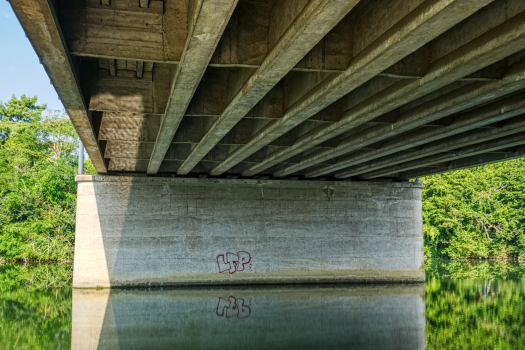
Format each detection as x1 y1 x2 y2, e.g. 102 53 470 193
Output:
1 260 524 349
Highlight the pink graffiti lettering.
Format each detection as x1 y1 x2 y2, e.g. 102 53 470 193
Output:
216 251 251 274
236 251 251 272
216 296 251 319
216 297 234 316
217 254 235 273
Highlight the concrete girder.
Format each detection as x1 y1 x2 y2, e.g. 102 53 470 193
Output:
245 5 525 178
302 74 525 178
333 114 525 178
8 0 107 173
146 0 239 174
63 0 185 64
209 0 496 176
396 144 525 179
175 0 359 175
86 67 171 115
335 93 525 178
360 131 525 179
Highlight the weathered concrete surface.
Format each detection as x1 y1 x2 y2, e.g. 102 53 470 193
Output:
176 0 359 175
71 284 426 350
213 0 498 176
73 176 424 288
147 0 239 174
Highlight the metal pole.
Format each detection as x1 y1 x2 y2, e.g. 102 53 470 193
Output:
78 139 84 175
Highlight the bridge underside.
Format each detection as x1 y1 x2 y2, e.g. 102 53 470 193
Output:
10 0 525 181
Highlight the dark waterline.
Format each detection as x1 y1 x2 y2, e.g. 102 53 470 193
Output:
1 260 524 349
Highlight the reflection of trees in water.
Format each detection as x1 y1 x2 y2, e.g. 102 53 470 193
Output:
426 259 525 279
0 261 523 349
0 263 72 350
426 259 525 349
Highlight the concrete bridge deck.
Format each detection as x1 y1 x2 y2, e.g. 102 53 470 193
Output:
9 0 525 180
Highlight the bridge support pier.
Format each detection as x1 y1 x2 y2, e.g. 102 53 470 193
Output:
73 175 424 288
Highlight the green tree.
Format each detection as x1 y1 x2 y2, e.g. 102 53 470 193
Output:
422 160 525 259
0 95 92 261
0 95 45 142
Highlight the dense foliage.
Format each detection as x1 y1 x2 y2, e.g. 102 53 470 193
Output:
426 260 525 349
422 161 525 259
0 263 72 350
0 95 94 261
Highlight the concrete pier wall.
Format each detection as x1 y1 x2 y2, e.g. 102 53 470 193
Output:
71 285 426 350
73 175 424 288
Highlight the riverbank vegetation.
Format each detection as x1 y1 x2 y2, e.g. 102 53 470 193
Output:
0 96 93 261
1 95 524 261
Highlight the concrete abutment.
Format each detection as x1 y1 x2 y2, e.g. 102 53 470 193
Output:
73 175 424 288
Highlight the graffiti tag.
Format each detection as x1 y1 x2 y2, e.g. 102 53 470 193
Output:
216 296 251 319
216 251 251 274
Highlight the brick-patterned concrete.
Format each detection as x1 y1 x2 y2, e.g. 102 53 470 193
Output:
73 175 424 288
72 285 426 350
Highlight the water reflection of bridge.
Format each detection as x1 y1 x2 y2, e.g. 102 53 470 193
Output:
72 284 426 350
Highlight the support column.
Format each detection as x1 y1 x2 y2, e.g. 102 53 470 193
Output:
73 176 424 288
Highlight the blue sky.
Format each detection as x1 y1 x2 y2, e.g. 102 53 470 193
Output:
0 2 63 110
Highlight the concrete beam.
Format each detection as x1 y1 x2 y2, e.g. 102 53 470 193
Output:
303 82 525 178
104 140 153 159
347 93 525 178
397 144 525 179
8 0 107 173
334 115 525 178
146 0 239 174
176 0 359 175
210 0 495 176
98 112 160 142
362 131 525 179
63 0 186 63
244 5 525 177
108 58 116 76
